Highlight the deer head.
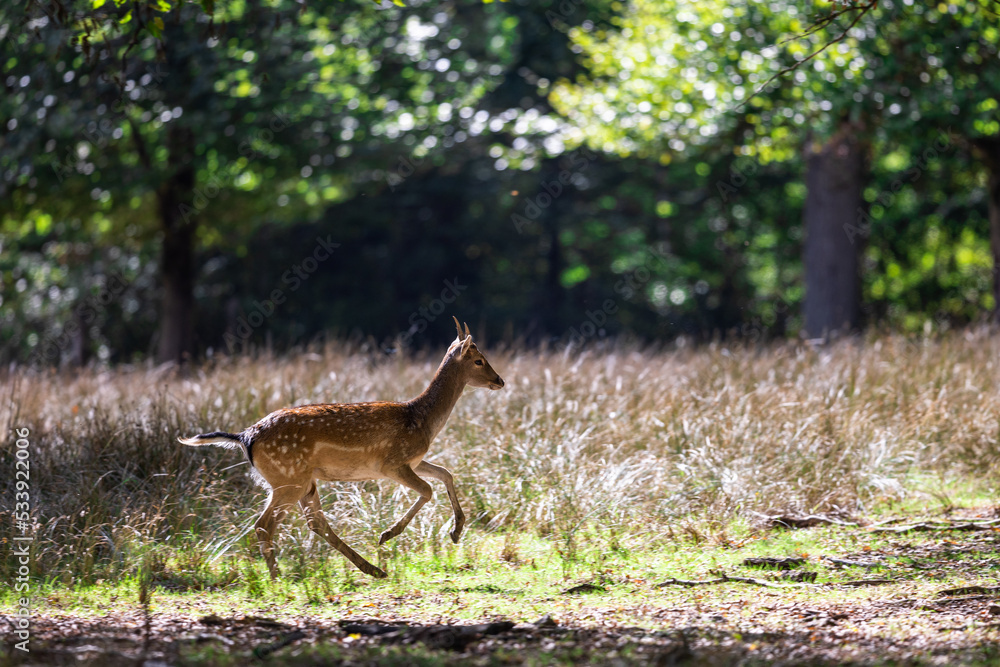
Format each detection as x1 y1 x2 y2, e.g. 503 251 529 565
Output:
449 316 504 390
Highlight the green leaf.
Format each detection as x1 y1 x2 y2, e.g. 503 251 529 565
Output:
149 16 164 38
92 0 106 9
120 9 132 24
560 264 591 288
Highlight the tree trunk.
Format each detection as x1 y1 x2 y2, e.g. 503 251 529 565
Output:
155 125 197 364
990 169 1000 324
973 139 1000 324
803 124 866 339
68 304 89 367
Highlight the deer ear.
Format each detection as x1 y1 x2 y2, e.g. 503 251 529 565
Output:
461 335 472 355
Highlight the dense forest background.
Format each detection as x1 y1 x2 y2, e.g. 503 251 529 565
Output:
2 0 999 366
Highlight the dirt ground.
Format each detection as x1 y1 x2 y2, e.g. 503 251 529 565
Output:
4 515 1000 666
4 596 999 666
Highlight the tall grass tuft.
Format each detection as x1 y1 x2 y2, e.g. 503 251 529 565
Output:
2 332 999 583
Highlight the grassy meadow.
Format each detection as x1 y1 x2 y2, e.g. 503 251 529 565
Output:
2 331 1000 664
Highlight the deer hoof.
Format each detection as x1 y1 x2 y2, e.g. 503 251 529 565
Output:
379 530 394 545
370 566 388 579
450 530 462 544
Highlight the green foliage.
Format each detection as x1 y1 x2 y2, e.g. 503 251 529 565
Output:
2 1 1000 362
544 0 1000 336
1 0 518 361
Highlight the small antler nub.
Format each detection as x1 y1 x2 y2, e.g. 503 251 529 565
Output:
463 321 470 338
453 315 463 339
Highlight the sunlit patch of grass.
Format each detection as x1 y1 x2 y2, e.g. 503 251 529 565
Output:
6 517 999 619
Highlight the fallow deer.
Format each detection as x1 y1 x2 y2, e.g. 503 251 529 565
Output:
178 317 504 579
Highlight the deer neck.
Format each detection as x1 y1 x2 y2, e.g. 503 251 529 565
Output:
409 354 467 440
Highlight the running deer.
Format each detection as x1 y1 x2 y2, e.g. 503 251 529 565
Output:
178 318 504 579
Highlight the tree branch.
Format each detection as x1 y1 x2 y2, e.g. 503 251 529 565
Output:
736 0 878 112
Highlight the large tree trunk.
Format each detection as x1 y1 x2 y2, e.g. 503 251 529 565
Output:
155 125 197 364
990 169 1000 324
803 124 867 339
973 139 1000 324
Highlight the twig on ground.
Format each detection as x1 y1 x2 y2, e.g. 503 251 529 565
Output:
339 622 516 651
935 585 1000 597
136 558 152 667
253 630 306 659
561 583 607 595
655 577 728 588
656 573 900 589
870 520 1000 534
751 512 857 529
927 595 997 606
655 573 803 589
723 576 790 588
865 517 905 528
938 622 1000 632
839 578 895 587
743 557 806 570
341 623 406 636
824 556 882 569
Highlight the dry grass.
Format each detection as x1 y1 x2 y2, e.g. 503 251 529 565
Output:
2 329 999 584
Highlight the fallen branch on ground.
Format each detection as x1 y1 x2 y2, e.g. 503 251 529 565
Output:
935 585 1000 597
656 574 798 589
742 557 806 570
655 577 728 588
824 557 882 569
253 630 305 659
870 519 1000 534
656 573 905 589
561 583 607 595
839 579 895 587
339 621 516 651
751 512 858 529
200 615 291 630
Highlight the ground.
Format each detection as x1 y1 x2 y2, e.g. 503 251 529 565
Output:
4 508 1000 666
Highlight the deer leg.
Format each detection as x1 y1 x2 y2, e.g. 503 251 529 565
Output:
254 484 305 580
379 465 433 545
415 460 465 543
299 482 387 579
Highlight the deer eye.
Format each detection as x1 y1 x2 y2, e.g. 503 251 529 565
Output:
474 360 483 366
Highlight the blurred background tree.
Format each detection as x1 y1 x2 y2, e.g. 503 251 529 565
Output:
548 0 999 336
1 0 998 366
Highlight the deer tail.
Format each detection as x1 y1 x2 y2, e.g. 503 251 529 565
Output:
178 430 256 465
